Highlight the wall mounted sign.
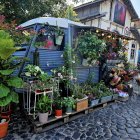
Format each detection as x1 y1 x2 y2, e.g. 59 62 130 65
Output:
112 0 126 26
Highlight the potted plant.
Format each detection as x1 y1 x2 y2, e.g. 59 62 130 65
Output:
63 97 75 114
88 87 100 107
36 95 51 124
0 30 24 137
33 73 53 94
54 98 63 118
72 84 88 112
55 26 64 45
78 31 106 66
0 115 10 138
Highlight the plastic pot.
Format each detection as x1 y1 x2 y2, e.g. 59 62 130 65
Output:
100 96 112 103
66 107 72 114
38 112 48 124
55 109 62 118
0 116 9 138
90 99 99 107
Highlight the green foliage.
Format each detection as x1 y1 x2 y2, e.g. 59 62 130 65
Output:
78 31 106 65
55 27 64 36
63 96 75 108
0 30 24 106
53 98 63 110
36 95 52 113
1 0 67 24
60 5 79 22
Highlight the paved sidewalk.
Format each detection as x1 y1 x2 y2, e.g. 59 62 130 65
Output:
3 95 140 140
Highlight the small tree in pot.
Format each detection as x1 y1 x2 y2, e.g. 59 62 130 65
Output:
36 95 51 124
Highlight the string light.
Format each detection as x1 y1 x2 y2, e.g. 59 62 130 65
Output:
102 33 104 36
96 29 99 33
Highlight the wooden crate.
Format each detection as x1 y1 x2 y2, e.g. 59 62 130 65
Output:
76 98 88 112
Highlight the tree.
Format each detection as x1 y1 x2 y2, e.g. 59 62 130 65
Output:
0 0 67 24
60 5 79 22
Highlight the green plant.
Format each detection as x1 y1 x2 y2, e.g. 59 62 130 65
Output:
53 98 63 110
63 96 75 108
25 64 43 77
0 30 24 106
72 84 85 99
33 73 53 91
36 95 52 113
78 31 106 65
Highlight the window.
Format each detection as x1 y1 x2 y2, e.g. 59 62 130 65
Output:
130 44 136 60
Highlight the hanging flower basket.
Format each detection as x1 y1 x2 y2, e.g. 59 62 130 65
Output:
55 35 63 45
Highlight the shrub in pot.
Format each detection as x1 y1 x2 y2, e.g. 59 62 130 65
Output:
63 97 75 114
54 98 63 118
36 95 51 123
0 30 25 138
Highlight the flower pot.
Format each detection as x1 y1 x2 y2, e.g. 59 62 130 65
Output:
38 112 48 124
0 116 9 138
66 107 72 114
90 99 99 107
55 109 62 118
55 35 63 45
82 59 88 66
100 95 112 103
112 94 118 100
76 97 88 111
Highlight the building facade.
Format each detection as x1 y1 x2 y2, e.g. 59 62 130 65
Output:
75 0 140 65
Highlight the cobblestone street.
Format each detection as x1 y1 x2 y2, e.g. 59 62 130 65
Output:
3 95 140 140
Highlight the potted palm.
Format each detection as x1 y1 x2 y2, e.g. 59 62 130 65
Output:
36 95 51 124
55 26 64 45
63 97 75 114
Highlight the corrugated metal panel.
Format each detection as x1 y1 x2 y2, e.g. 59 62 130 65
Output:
90 66 99 83
76 68 90 83
38 49 64 72
75 66 99 83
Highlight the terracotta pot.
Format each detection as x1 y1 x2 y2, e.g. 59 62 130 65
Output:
116 84 124 91
38 112 48 124
55 110 62 118
0 116 9 138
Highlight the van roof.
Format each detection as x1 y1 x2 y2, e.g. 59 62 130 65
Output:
19 17 86 28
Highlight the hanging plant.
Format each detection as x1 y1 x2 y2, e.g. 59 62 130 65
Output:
77 31 106 66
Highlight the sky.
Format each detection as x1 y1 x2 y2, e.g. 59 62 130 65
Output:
68 0 140 18
131 0 140 17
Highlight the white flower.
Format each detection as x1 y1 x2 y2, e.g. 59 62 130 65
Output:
72 60 75 64
60 75 63 79
60 54 63 58
47 63 49 66
41 71 44 74
58 73 61 77
25 72 31 77
35 66 40 71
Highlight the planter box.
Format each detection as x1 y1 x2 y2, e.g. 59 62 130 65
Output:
90 99 99 107
112 94 119 100
76 97 88 112
100 96 112 103
119 96 129 102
